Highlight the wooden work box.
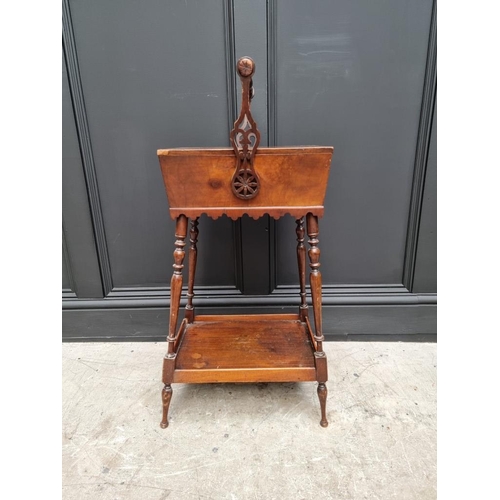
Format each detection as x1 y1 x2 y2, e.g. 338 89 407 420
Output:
158 57 334 428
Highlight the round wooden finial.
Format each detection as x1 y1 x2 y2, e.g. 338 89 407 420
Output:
237 57 255 77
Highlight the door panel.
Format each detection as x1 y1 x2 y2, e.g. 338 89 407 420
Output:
62 234 72 292
413 103 437 293
63 0 437 339
62 51 102 298
274 0 434 286
68 0 237 289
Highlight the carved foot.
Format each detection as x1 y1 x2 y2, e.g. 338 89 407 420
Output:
160 384 173 429
317 383 328 427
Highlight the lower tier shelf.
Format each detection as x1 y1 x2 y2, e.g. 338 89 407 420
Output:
172 314 317 383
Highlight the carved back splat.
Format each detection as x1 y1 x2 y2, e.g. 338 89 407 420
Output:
230 57 261 200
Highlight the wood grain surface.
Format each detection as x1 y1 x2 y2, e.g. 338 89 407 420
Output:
172 317 316 383
158 147 333 220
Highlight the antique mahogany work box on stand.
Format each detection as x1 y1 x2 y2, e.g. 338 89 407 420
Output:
157 57 334 428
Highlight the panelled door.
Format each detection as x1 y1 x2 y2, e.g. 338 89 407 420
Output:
63 0 436 340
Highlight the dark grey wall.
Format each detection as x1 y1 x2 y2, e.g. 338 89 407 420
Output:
66 0 236 292
275 0 433 286
63 0 436 341
62 51 102 299
413 103 437 294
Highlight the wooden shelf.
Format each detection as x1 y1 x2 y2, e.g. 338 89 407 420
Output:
172 314 317 384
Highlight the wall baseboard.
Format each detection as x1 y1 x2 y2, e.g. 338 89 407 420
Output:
62 294 436 342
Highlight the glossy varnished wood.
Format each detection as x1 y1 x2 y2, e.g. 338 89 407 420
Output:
296 217 309 321
158 147 333 220
317 383 328 428
166 215 187 358
194 313 299 322
184 218 199 323
229 56 261 200
173 316 316 384
160 384 173 429
158 56 331 428
306 213 329 426
306 213 324 353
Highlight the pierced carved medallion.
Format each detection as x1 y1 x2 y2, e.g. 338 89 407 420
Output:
230 57 261 200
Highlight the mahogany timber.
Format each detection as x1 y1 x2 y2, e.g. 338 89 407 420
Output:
184 218 199 323
158 56 332 428
306 213 324 353
296 217 309 321
229 56 261 199
173 315 316 384
317 383 328 428
166 215 187 358
194 313 299 322
160 385 173 429
160 214 187 429
158 147 333 220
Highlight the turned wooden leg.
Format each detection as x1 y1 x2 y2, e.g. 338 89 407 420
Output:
306 213 329 427
166 214 188 357
160 215 187 429
160 384 173 429
317 383 328 428
306 213 324 353
185 218 199 323
296 217 309 321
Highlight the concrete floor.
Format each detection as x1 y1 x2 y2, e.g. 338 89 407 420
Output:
62 341 436 500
